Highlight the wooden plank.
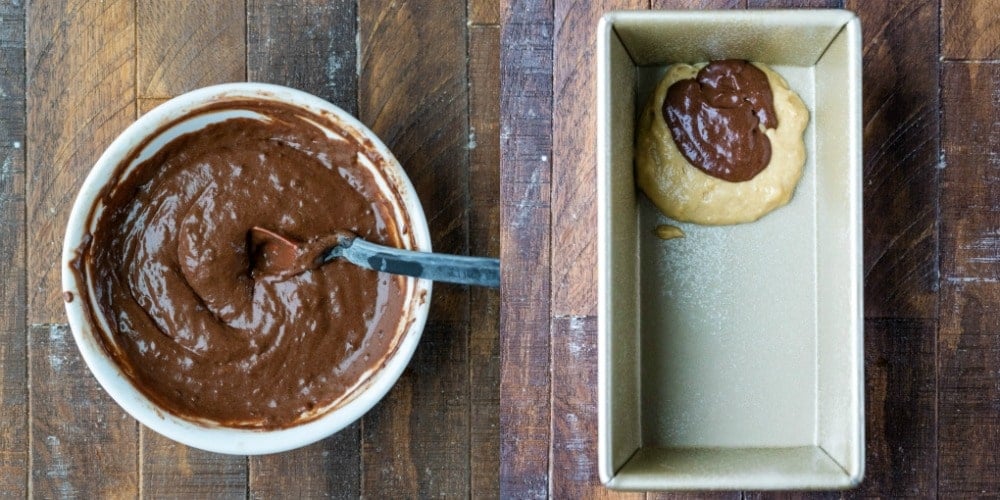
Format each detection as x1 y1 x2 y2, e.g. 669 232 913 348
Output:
500 0 554 496
142 434 247 498
0 139 27 497
743 493 838 500
249 438 363 498
747 0 841 7
358 1 471 496
25 0 136 325
25 1 138 495
30 324 138 497
650 0 745 7
471 0 501 25
942 0 1000 60
0 0 25 99
548 2 745 497
850 1 941 497
551 0 644 318
136 0 246 98
133 4 248 494
845 0 940 320
245 1 362 496
0 0 26 494
938 61 1000 496
550 317 642 499
548 0 642 497
247 0 358 111
650 494 740 499
845 319 936 498
938 281 1000 496
138 98 170 116
469 23 502 499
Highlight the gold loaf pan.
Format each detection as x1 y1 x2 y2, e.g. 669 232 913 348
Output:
597 10 863 490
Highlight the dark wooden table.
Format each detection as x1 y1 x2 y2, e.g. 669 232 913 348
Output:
500 0 1000 498
1 0 500 497
3 0 999 498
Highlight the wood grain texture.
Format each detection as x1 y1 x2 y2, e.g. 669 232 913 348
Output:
550 316 596 498
551 316 642 500
469 23 502 499
650 0 745 8
500 0 553 496
471 0 501 25
938 61 1000 496
137 0 246 98
547 0 642 497
25 0 136 324
550 0 645 318
0 0 25 100
0 146 26 496
851 0 942 497
138 97 169 116
250 438 362 498
847 0 940 320
747 0 841 7
248 0 358 112
358 1 472 496
942 0 1000 60
142 433 246 498
134 6 249 494
938 281 1000 496
246 2 361 495
743 493 839 500
25 1 138 495
846 319 937 498
30 324 138 498
0 0 26 494
650 493 740 499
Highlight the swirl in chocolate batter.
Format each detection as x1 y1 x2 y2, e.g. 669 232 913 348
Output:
73 100 412 428
663 60 778 182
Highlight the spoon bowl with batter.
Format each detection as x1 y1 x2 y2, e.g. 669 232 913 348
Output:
248 226 500 288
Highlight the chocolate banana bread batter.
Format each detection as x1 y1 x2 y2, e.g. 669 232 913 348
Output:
74 100 410 428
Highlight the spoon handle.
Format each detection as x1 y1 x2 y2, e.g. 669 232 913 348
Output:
327 237 500 288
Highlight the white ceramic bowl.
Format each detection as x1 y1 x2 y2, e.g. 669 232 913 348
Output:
61 83 432 455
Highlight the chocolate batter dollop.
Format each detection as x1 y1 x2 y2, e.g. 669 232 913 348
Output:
75 100 411 428
663 60 778 182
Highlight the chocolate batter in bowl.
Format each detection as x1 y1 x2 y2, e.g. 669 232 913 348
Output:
61 83 432 454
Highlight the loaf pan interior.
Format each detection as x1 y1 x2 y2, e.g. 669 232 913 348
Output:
597 10 863 491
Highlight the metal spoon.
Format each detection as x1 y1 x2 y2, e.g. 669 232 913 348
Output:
248 226 500 288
